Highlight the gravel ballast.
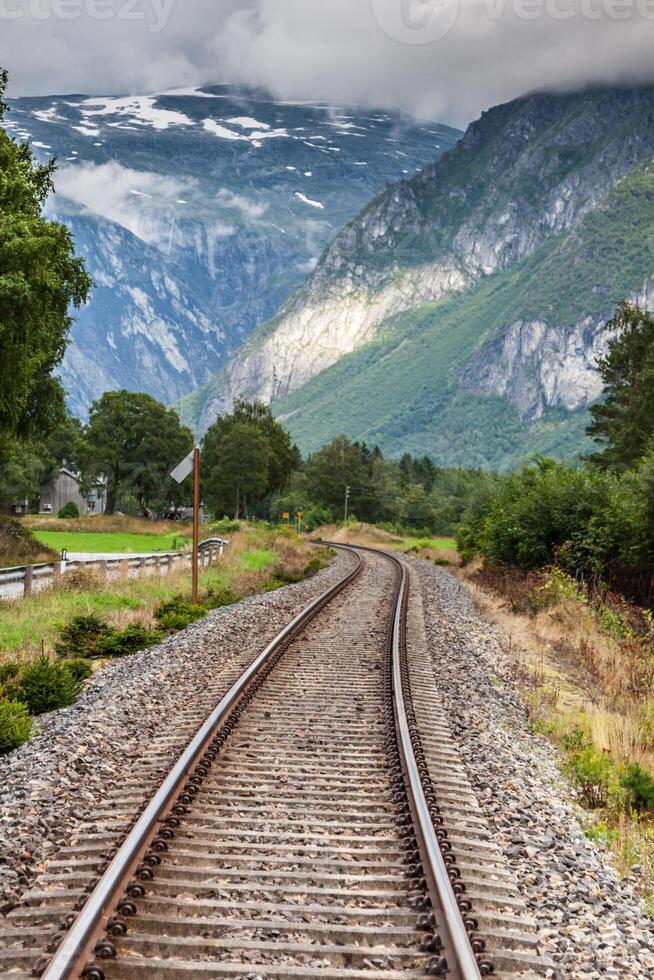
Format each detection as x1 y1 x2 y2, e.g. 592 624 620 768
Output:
412 557 654 979
0 552 352 911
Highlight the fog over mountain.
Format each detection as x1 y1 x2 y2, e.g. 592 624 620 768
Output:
3 1 654 124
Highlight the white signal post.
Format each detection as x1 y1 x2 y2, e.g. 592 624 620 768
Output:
170 447 201 605
192 447 200 605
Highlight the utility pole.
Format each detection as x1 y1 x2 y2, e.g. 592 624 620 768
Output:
192 447 200 605
344 485 350 523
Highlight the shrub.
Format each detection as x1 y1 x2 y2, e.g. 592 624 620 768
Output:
203 587 240 610
0 700 33 754
58 501 80 519
61 658 94 684
55 615 159 659
0 674 25 702
211 517 241 534
96 624 161 658
567 747 615 809
18 655 84 715
0 662 21 685
55 614 115 658
155 595 208 631
621 763 654 812
561 728 615 810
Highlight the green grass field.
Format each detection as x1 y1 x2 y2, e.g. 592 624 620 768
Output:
398 537 455 551
32 531 192 554
240 549 276 571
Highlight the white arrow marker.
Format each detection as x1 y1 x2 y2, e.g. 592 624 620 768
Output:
170 449 195 484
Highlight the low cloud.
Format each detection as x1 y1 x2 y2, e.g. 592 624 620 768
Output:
3 1 654 125
54 161 191 243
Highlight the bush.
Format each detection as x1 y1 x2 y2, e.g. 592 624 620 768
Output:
96 624 161 658
0 662 21 685
561 728 615 809
55 614 115 658
56 615 160 659
203 587 240 609
18 655 83 715
58 501 80 519
0 700 33 754
60 658 94 684
155 595 208 631
621 763 654 812
211 517 241 535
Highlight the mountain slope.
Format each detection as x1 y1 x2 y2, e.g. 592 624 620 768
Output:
6 85 460 416
273 160 654 468
195 85 654 444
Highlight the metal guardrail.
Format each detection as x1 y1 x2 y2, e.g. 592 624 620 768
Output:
0 538 229 599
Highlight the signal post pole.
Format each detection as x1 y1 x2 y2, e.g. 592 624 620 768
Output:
192 447 200 605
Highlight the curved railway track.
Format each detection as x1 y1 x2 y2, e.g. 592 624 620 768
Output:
0 546 547 980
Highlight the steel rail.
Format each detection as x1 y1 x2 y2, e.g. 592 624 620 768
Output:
322 542 486 978
388 552 483 980
41 549 363 980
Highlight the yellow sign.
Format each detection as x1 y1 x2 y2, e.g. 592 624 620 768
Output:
296 512 303 518
282 512 290 520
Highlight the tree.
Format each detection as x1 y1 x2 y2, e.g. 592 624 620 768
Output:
85 391 194 515
0 70 91 460
202 400 297 514
400 484 434 529
304 436 375 520
587 303 654 471
203 422 270 519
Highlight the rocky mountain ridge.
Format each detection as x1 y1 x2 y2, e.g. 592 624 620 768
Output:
6 85 460 416
194 85 654 448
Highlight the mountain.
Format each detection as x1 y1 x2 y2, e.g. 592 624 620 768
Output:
5 86 461 418
192 85 654 470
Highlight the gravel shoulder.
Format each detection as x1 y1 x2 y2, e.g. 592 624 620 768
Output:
0 552 352 911
412 557 654 979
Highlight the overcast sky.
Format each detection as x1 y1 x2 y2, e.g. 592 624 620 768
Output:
2 0 654 125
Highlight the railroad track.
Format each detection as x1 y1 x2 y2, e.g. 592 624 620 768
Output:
0 546 549 979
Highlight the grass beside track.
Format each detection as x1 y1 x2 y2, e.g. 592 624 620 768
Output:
32 531 193 554
0 528 321 664
462 561 654 915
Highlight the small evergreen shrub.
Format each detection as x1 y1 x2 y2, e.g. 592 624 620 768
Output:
58 501 80 519
0 700 33 754
621 763 654 812
18 656 84 715
96 624 161 658
203 587 240 610
61 658 94 684
56 616 159 659
155 595 208 631
55 614 115 658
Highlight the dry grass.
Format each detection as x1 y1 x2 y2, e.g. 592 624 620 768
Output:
458 559 654 908
24 513 212 538
460 565 654 765
0 518 58 568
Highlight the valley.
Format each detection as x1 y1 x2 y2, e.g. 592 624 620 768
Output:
6 85 460 417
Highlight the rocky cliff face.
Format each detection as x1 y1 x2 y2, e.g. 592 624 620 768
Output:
460 276 654 422
6 85 459 417
198 85 654 434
